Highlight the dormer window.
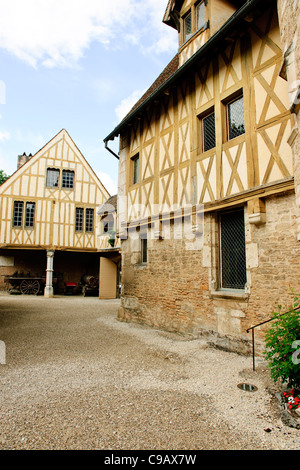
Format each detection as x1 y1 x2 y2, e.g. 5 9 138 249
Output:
181 1 208 46
183 12 192 42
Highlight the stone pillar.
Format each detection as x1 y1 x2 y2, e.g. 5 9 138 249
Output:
44 249 55 298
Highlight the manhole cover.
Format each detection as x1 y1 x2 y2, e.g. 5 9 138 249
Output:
237 383 258 392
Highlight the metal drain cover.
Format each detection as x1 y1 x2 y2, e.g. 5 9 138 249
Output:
237 383 258 392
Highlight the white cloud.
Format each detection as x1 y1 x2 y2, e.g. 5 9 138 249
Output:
0 130 10 142
97 170 117 196
115 89 146 122
0 0 177 69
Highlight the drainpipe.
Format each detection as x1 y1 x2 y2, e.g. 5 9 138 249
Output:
104 140 119 160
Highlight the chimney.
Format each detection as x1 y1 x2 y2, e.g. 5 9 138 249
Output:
17 152 32 169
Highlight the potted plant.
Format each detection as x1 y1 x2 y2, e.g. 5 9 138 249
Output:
108 230 116 247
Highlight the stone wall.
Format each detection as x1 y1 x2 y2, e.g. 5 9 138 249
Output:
277 0 300 239
119 191 300 354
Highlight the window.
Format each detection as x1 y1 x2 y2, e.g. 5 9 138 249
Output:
202 111 216 152
13 201 24 227
76 207 94 233
62 170 74 189
183 11 192 42
46 168 60 187
103 214 114 233
227 95 245 140
25 202 35 228
85 208 94 233
219 209 246 290
141 237 147 264
132 154 139 185
75 207 84 231
196 1 205 30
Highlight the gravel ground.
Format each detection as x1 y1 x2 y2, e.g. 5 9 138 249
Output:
0 293 299 451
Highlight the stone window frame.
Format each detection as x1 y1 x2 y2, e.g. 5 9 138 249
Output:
218 208 247 291
205 206 251 300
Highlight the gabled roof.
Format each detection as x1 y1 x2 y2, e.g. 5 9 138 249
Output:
104 0 271 144
123 54 179 120
0 128 110 199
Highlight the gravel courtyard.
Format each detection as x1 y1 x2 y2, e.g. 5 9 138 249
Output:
0 294 299 450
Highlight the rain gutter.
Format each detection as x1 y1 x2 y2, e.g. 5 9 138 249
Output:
103 0 266 145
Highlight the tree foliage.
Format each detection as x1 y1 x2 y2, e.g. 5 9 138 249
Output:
264 294 300 389
0 169 9 185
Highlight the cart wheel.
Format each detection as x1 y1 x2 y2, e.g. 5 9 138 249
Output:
20 279 40 295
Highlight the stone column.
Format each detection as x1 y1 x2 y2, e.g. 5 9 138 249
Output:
44 249 55 298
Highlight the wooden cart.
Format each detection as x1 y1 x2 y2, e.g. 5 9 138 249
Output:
4 274 57 295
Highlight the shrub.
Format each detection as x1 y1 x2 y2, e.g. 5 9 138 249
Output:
264 293 300 390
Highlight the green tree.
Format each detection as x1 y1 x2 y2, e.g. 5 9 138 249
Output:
264 294 300 390
0 169 9 185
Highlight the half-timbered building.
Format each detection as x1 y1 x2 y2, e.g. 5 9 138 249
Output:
104 0 300 353
0 129 110 297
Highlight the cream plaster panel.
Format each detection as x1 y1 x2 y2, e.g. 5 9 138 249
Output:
178 166 190 205
142 144 155 179
178 122 190 163
160 132 175 171
21 175 29 196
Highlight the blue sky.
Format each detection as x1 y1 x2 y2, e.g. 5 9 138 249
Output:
0 0 178 195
